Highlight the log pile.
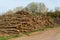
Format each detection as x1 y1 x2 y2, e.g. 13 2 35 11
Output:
0 11 55 34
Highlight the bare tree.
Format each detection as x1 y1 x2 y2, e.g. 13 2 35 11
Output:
13 7 23 12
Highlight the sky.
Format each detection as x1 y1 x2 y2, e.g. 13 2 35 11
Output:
0 0 60 14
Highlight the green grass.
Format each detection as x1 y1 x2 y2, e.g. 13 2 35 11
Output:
0 36 8 40
0 34 21 40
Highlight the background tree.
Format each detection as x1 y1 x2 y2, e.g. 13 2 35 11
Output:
25 2 47 14
4 10 13 15
55 7 60 18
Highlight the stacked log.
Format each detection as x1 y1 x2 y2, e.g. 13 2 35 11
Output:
0 11 55 34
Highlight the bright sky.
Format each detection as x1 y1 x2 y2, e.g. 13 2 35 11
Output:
0 0 60 14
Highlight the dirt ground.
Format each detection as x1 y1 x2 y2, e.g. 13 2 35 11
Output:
9 27 60 40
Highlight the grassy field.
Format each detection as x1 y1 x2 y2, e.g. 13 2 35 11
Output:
0 34 21 40
0 36 8 40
